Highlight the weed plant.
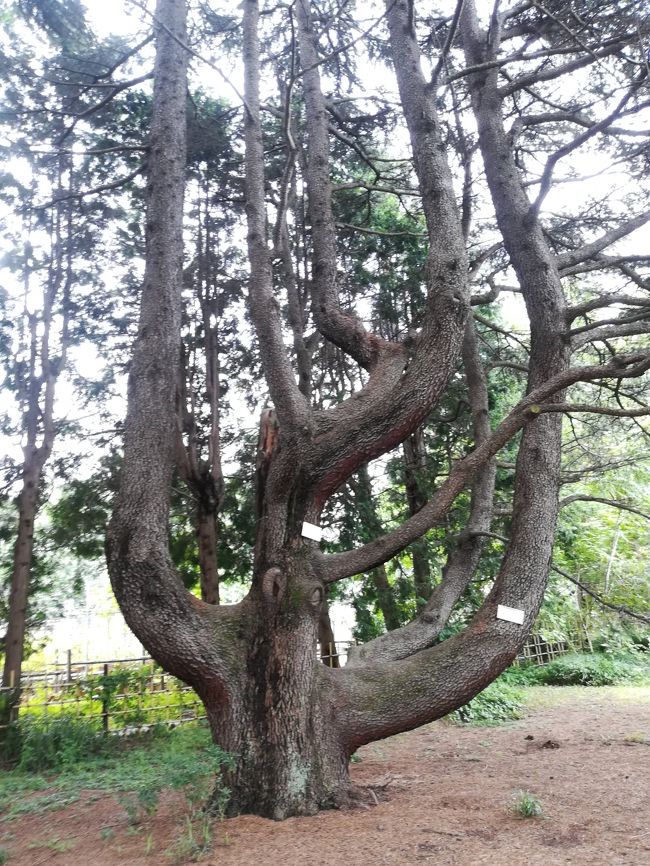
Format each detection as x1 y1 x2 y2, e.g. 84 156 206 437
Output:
511 790 543 818
0 724 222 818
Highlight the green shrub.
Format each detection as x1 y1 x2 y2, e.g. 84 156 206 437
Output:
538 651 650 686
500 663 544 686
18 714 108 772
450 678 525 725
511 790 543 818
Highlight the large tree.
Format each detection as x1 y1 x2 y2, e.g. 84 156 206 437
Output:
106 0 650 819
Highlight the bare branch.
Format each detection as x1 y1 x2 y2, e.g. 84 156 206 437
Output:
560 494 650 521
551 565 650 626
431 0 466 87
573 322 650 349
540 402 650 418
498 35 638 97
566 293 650 322
335 221 426 238
530 73 648 218
555 209 650 271
33 164 145 210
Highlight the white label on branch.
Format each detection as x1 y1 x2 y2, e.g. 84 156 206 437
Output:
301 522 323 542
496 604 525 625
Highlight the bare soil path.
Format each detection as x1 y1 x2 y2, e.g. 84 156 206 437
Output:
3 686 650 866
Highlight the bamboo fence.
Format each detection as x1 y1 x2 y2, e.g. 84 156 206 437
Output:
0 632 584 734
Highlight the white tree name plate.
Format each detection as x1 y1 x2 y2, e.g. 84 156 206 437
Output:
301 522 323 542
496 604 525 625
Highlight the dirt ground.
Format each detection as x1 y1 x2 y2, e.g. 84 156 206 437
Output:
3 686 650 866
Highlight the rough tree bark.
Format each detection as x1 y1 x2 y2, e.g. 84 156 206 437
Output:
107 0 650 819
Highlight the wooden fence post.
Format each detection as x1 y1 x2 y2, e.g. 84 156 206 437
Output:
101 663 110 736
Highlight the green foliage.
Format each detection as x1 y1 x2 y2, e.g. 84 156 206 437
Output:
511 790 543 818
449 676 526 725
592 624 650 654
16 714 107 772
549 462 650 646
538 652 650 687
499 663 544 686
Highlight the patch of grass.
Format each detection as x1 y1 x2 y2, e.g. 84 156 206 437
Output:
27 837 75 853
623 731 648 744
0 847 7 865
0 722 233 863
0 723 227 821
17 715 109 772
5 792 79 818
165 812 213 863
511 790 543 818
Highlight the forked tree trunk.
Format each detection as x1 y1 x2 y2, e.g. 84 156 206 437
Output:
107 0 647 822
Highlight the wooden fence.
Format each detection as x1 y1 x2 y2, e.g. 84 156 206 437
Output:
0 654 204 735
0 632 587 734
320 634 586 668
516 630 589 666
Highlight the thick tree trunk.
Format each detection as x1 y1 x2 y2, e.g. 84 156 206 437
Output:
199 562 350 818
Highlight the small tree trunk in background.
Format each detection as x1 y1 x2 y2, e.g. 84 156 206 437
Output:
1 468 40 715
318 596 339 667
371 564 401 632
354 465 402 630
403 430 432 607
197 498 220 604
2 161 71 725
